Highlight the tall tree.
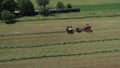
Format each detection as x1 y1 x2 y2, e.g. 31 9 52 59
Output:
36 0 50 15
0 0 4 3
0 0 4 17
1 0 16 12
0 0 4 12
17 0 35 16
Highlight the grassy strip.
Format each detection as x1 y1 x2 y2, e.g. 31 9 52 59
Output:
0 31 65 37
0 38 120 49
16 14 120 23
1 15 120 23
0 49 119 62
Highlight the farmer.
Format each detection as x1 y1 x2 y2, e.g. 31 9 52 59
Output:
69 26 74 34
66 25 74 34
66 26 70 34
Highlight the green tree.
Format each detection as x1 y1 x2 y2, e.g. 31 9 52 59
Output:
36 0 50 15
1 10 15 23
0 0 4 12
56 1 65 9
16 0 35 16
0 0 4 19
67 4 72 8
1 0 16 12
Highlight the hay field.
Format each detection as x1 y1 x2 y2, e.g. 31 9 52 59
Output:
0 0 120 68
0 16 120 68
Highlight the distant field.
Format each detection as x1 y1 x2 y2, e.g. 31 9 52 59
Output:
31 0 120 9
0 16 120 68
79 3 120 11
12 0 120 22
0 0 120 22
32 0 120 11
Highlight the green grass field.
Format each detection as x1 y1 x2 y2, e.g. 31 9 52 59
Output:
0 0 120 68
0 16 120 68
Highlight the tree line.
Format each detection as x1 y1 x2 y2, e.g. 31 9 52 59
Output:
0 0 36 23
0 0 74 23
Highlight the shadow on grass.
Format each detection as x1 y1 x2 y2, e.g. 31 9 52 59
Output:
5 20 17 24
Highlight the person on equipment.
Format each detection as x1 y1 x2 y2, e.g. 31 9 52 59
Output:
66 25 74 34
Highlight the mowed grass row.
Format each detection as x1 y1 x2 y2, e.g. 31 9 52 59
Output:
0 32 120 47
0 37 119 49
0 40 120 62
1 52 119 68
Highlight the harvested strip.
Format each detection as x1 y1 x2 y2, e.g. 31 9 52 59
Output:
0 49 119 62
0 31 65 37
0 38 120 49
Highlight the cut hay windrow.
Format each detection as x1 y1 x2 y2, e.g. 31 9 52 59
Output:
0 49 119 62
0 38 120 49
0 28 112 37
0 31 66 37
